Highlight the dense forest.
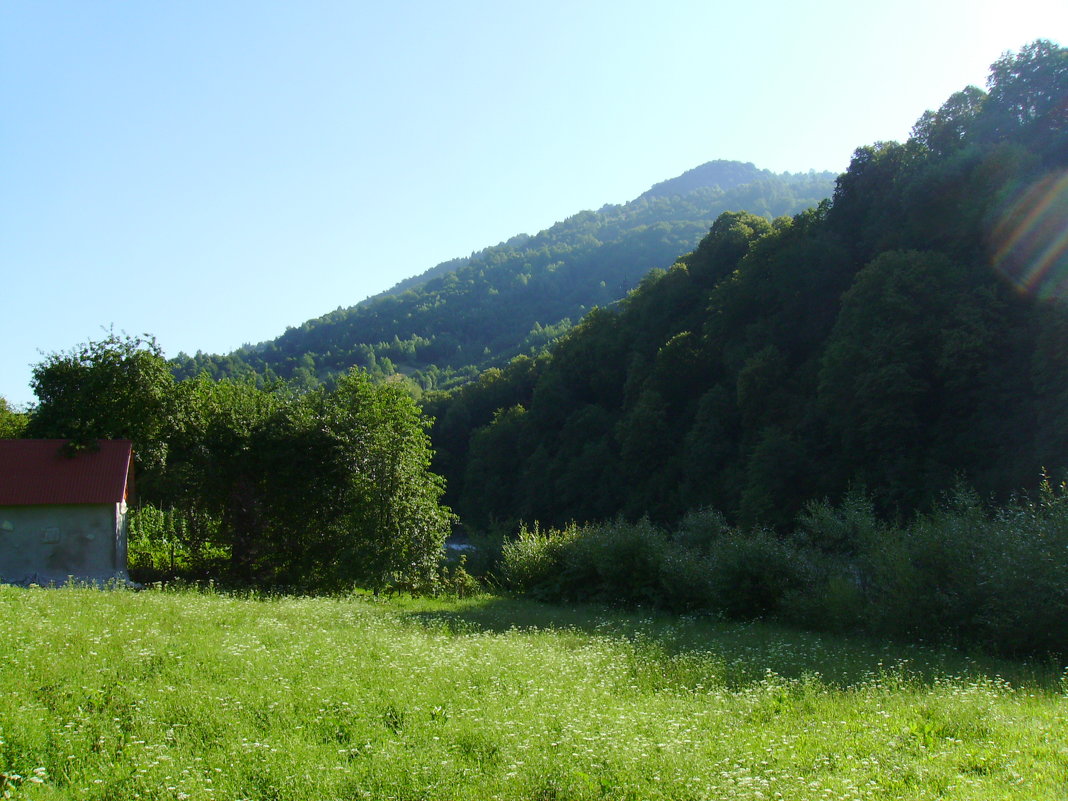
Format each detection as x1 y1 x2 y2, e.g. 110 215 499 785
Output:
426 40 1068 533
409 40 1068 655
171 162 834 392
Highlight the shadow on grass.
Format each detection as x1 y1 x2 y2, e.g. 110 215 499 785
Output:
392 593 1065 691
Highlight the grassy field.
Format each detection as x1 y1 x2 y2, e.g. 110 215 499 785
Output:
0 585 1065 800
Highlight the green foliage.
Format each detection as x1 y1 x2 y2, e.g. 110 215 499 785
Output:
911 85 987 156
155 374 291 581
671 506 732 550
436 554 482 598
498 522 579 596
498 516 804 618
795 488 884 556
981 39 1068 159
791 480 1068 656
978 476 1068 654
858 485 992 642
0 397 27 438
318 370 454 592
127 503 227 582
654 544 716 612
164 369 454 592
817 249 991 507
560 518 669 604
26 331 175 480
497 472 1068 658
703 528 810 620
434 40 1068 533
738 426 810 529
24 331 453 592
849 480 1068 655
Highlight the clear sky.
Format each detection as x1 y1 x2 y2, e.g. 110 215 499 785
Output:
1 1 1063 407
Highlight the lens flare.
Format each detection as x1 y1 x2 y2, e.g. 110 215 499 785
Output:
990 169 1068 299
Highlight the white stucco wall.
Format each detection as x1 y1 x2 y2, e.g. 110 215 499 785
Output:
0 503 129 585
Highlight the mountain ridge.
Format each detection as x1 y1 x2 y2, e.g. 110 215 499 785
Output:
638 159 768 199
172 160 836 390
378 160 803 299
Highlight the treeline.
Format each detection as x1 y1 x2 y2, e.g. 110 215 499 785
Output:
427 40 1068 535
23 334 453 591
171 162 834 393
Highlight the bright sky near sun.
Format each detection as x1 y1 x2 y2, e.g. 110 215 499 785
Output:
1 1 1063 407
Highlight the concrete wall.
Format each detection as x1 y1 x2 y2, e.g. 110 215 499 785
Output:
0 503 128 585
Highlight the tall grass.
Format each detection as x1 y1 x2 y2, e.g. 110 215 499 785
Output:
0 585 1065 800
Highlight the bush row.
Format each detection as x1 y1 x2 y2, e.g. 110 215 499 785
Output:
497 481 1068 658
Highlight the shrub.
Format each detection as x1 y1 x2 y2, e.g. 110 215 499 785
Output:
437 555 483 598
493 479 1068 657
704 528 809 619
561 518 668 604
867 488 990 642
657 546 716 612
976 478 1068 655
498 522 577 596
781 564 865 633
794 489 883 557
847 480 1068 656
672 506 731 552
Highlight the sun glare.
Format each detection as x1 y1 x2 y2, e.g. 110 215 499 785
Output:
990 168 1068 299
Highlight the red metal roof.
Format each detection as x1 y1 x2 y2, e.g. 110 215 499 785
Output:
0 440 133 506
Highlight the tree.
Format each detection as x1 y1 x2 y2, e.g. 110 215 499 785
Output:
160 375 289 580
0 397 28 438
26 332 453 590
984 40 1068 140
911 86 987 156
460 404 529 529
160 370 453 590
319 369 453 591
684 211 773 288
27 332 175 482
816 249 1011 508
427 43 1068 535
738 426 809 529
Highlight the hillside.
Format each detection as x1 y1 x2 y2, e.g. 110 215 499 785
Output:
16 40 1067 660
171 161 834 391
426 40 1068 530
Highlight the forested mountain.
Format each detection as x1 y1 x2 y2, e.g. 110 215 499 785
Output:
172 162 834 391
14 40 1067 653
427 40 1068 532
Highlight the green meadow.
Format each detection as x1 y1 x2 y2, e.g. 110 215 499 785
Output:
0 585 1065 800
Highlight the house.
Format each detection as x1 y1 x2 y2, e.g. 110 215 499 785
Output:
0 439 133 585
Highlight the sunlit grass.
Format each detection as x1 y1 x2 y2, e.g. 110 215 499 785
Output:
0 585 1065 800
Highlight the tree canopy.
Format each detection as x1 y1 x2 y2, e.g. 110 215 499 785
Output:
0 397 27 439
428 40 1068 533
25 336 452 590
26 332 175 482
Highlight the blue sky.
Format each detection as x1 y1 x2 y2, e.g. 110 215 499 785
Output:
1 1 1063 407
